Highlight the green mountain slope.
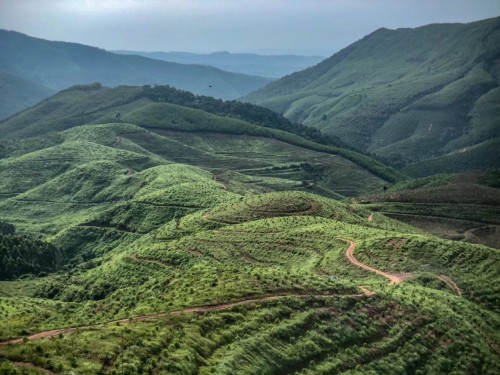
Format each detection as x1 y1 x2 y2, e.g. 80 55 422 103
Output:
0 72 55 120
0 85 498 374
0 29 270 102
244 17 500 176
113 50 325 78
0 84 404 196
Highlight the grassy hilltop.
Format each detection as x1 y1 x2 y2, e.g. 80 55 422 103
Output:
0 84 498 374
244 17 500 176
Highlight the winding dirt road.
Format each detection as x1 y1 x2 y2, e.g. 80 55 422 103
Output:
1 239 462 350
344 239 411 285
0 293 363 347
344 239 461 296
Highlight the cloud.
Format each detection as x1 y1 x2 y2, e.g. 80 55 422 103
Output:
0 0 498 55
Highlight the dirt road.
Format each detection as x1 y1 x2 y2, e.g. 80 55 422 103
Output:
0 293 362 347
344 239 412 285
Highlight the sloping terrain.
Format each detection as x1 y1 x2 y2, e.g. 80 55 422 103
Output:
0 86 498 374
0 72 55 120
113 50 325 78
244 17 500 176
0 29 270 105
0 84 403 200
360 172 500 248
0 188 498 373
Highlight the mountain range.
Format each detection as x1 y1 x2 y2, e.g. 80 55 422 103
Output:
244 17 500 176
0 29 271 118
0 71 55 119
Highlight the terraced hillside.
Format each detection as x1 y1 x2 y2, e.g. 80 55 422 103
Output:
0 85 498 374
244 17 500 176
360 172 500 249
0 84 403 201
0 188 499 373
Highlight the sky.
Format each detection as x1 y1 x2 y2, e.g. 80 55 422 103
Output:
1 0 499 56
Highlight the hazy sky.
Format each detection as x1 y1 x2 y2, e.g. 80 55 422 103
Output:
1 0 499 56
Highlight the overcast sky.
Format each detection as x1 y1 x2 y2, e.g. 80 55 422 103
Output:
1 0 499 56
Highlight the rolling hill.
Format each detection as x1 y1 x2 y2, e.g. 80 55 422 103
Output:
244 17 500 176
0 83 403 198
0 84 498 374
0 29 271 118
113 50 325 78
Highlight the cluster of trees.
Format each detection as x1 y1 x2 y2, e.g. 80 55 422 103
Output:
141 85 350 149
0 234 63 280
0 221 15 235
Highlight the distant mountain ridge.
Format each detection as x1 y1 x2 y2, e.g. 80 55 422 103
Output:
112 50 325 78
0 71 55 119
244 17 500 176
0 29 271 118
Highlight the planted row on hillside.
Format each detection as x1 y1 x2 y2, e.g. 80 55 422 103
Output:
123 102 405 183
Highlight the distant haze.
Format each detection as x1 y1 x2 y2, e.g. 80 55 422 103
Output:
1 0 499 56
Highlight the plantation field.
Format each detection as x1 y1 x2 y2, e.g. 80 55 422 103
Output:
0 187 499 373
361 173 500 248
0 84 499 374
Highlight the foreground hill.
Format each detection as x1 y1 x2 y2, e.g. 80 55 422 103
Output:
113 50 325 78
0 29 270 118
244 17 500 176
0 85 498 373
0 175 499 373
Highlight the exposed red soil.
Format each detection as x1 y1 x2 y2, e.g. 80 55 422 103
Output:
344 239 413 285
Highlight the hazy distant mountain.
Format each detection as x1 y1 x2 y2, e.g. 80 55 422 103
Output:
113 50 325 78
0 72 55 119
244 17 500 176
0 30 271 104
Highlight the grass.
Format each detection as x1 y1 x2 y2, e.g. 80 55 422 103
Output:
1 84 405 184
0 186 499 373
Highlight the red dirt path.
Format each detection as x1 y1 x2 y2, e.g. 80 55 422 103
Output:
344 239 413 285
0 293 362 347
